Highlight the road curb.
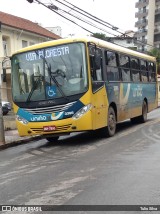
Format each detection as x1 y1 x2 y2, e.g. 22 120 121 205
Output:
0 136 42 151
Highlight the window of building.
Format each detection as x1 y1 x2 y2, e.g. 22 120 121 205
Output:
22 40 28 48
2 36 10 56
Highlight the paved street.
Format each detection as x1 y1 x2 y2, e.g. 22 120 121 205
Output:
0 108 160 213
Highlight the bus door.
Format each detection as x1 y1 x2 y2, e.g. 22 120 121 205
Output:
89 46 107 130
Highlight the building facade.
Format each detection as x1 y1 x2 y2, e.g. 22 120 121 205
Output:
135 0 160 52
108 31 137 50
46 26 62 37
0 11 61 103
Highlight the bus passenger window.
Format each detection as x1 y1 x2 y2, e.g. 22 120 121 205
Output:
89 48 103 81
105 51 119 81
119 54 131 82
148 62 156 82
140 60 148 82
131 58 140 82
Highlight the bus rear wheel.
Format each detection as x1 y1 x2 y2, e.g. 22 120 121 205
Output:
46 136 59 143
139 100 147 123
130 100 147 124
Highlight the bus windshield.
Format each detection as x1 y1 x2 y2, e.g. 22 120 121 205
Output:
12 42 88 102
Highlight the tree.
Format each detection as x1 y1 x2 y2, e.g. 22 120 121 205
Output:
91 33 108 41
148 48 160 74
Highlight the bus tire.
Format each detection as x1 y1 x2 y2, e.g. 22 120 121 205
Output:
130 100 147 124
107 106 116 137
96 106 116 137
46 136 59 143
139 100 148 123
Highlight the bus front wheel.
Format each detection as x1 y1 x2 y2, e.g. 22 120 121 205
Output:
46 136 59 143
107 106 116 137
95 106 116 138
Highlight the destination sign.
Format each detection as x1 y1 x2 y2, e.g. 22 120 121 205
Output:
25 46 69 61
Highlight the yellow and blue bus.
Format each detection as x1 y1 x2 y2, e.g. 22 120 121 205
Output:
11 37 158 142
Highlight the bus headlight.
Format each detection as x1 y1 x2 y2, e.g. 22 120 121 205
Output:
72 104 92 120
16 115 29 125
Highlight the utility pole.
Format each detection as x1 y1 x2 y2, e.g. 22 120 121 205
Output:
0 61 5 145
0 83 5 145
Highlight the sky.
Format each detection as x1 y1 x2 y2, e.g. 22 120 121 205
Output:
0 0 137 37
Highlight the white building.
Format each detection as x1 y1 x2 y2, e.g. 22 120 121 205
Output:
0 11 61 103
135 0 160 52
108 31 137 50
46 26 62 37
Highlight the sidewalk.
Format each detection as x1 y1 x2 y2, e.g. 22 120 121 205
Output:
0 111 41 150
0 129 41 150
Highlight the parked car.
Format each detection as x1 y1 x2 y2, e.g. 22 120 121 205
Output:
2 105 9 115
2 101 12 111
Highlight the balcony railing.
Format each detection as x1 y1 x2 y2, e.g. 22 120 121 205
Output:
135 29 148 36
135 10 148 18
135 19 148 27
135 0 149 8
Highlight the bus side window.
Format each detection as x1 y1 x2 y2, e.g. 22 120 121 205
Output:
140 60 148 82
89 48 103 81
105 50 119 81
119 54 131 82
148 62 156 82
131 58 140 82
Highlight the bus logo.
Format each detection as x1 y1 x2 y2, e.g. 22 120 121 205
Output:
30 115 47 122
51 112 64 121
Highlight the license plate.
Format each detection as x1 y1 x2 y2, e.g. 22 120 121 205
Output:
43 126 56 131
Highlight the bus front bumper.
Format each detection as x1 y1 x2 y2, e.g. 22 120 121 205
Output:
16 110 93 137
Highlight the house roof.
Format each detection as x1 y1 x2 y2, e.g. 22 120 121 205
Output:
0 11 61 40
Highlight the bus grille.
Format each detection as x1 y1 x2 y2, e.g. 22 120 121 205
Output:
23 101 76 114
30 124 72 134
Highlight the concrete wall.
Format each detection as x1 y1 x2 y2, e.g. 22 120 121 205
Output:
147 0 156 51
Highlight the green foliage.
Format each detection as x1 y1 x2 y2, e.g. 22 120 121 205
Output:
148 48 160 64
91 33 108 41
148 48 160 74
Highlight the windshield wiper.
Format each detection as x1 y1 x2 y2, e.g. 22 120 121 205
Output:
26 76 42 102
34 50 69 102
48 65 69 101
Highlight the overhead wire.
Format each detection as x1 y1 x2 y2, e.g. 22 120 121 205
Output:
53 0 124 35
57 7 118 37
57 0 157 50
33 0 156 51
34 0 94 34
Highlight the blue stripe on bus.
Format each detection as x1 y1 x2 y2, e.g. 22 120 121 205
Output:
17 100 84 122
106 82 156 109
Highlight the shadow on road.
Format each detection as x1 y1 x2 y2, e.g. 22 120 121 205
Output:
40 118 154 149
